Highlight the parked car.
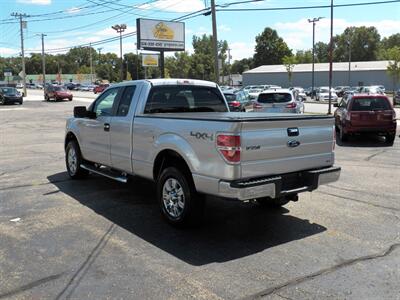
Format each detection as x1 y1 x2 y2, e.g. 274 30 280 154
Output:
291 87 306 101
334 94 396 144
45 85 73 101
0 87 23 105
65 79 340 226
394 88 400 105
316 87 338 102
26 83 37 89
359 86 385 95
93 84 110 94
16 83 23 89
223 90 254 112
247 88 263 100
253 89 304 114
334 86 350 97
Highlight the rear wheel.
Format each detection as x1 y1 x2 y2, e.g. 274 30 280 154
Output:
339 126 348 142
256 196 291 208
45 94 49 101
157 167 204 227
385 133 395 145
65 140 88 179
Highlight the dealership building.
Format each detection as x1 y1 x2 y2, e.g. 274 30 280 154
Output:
242 60 393 89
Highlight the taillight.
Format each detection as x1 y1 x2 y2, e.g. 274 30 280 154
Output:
216 134 241 163
285 102 297 108
230 101 241 107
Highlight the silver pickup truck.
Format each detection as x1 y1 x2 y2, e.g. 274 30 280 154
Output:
65 79 340 226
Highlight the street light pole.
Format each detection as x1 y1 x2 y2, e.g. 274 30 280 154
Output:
112 24 127 82
308 17 323 100
328 0 334 115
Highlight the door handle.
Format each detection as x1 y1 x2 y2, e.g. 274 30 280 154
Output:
104 123 110 132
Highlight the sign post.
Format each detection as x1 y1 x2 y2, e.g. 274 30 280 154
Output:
137 18 185 78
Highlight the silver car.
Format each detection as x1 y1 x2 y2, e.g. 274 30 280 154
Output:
253 89 304 114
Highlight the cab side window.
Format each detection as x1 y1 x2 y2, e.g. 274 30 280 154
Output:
117 86 136 116
93 88 120 117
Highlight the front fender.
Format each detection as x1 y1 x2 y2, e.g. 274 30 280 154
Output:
153 133 200 172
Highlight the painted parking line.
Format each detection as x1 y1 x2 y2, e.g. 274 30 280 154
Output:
0 107 27 111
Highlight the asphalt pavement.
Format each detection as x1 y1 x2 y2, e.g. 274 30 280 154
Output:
0 94 399 299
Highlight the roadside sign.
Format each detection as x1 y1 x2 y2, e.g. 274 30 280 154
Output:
137 18 185 51
142 54 159 67
4 72 12 77
18 70 24 77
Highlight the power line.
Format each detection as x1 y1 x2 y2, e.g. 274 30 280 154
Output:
216 0 400 11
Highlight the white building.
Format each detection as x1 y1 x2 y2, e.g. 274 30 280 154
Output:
243 60 394 89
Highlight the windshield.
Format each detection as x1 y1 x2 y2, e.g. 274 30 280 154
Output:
144 85 228 113
54 86 66 91
258 93 292 103
351 97 391 111
320 88 330 93
0 87 17 95
249 89 262 93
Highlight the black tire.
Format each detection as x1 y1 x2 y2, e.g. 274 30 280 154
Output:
69 97 73 101
157 167 204 227
0 97 4 105
45 94 49 101
339 126 348 142
65 140 88 179
19 100 23 105
256 197 290 208
385 134 395 145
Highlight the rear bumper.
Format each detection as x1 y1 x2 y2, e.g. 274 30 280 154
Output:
344 124 396 134
216 166 341 201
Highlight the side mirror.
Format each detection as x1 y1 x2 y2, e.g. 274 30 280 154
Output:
74 106 87 118
74 106 96 118
333 103 339 107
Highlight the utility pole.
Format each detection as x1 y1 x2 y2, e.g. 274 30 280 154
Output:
11 12 29 97
210 0 219 84
328 0 334 115
112 24 126 82
347 37 351 87
89 43 93 83
97 47 103 83
40 34 46 95
308 17 323 99
227 48 232 86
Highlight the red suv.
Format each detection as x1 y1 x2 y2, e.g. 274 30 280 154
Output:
93 84 109 94
334 94 396 145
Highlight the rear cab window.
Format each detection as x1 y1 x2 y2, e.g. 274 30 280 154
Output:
258 93 292 103
144 85 228 113
351 97 391 111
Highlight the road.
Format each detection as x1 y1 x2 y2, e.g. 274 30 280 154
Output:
0 94 399 299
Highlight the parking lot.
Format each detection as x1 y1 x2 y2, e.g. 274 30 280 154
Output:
0 94 399 299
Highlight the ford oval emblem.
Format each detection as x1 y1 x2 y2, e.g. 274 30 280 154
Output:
287 140 301 148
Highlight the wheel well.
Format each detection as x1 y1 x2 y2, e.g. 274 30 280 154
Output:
65 132 78 149
153 150 192 181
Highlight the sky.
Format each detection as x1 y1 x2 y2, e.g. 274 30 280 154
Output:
0 0 399 61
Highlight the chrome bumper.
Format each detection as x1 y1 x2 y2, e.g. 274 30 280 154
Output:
218 166 341 201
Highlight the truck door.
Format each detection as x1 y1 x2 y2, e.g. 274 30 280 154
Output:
79 87 122 166
110 84 140 173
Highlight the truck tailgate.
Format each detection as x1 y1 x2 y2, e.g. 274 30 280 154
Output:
240 116 335 178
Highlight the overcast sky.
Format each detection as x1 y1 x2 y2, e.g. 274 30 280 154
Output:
1 0 399 60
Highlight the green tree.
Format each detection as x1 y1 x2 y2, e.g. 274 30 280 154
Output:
230 58 253 74
165 52 192 78
295 50 313 63
381 33 400 49
282 55 297 86
314 42 329 63
386 46 400 92
253 27 292 67
333 26 381 62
